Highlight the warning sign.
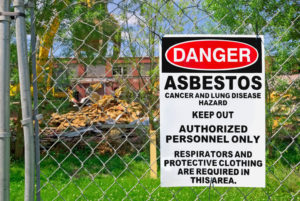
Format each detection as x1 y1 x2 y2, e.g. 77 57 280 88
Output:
160 35 265 187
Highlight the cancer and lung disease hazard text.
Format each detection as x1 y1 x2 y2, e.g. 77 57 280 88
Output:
160 35 265 187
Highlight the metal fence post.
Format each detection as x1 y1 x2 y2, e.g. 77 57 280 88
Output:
29 0 41 200
14 0 35 200
0 0 11 200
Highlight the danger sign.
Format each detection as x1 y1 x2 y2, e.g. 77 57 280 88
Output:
160 35 265 187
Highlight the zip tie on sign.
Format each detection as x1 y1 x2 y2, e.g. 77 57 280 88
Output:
0 132 11 138
21 118 32 126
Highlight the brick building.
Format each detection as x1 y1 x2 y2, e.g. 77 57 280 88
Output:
53 57 158 100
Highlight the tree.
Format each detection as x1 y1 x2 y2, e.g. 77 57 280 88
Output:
35 0 122 91
202 0 299 74
202 0 299 159
10 43 24 159
116 0 189 178
67 1 121 64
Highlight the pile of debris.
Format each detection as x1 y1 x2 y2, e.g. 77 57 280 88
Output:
49 95 145 131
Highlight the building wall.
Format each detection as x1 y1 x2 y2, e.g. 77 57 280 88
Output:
105 57 157 92
63 57 158 99
85 64 106 78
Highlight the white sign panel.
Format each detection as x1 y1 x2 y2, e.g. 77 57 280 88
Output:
160 35 265 187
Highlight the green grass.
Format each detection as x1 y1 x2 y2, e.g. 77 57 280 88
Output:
11 151 299 201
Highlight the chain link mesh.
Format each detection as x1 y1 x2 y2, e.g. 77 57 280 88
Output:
30 0 299 200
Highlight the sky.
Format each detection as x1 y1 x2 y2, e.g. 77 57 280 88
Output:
21 0 272 59
48 0 223 58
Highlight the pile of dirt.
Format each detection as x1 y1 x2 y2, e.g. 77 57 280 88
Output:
50 95 144 131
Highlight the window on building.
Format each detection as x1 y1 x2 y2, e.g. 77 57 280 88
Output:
140 64 151 76
113 65 128 76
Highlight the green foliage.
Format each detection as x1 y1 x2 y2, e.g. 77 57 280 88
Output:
68 2 118 64
10 151 300 200
41 98 73 115
266 76 299 163
204 0 300 162
10 43 20 118
36 0 121 64
202 0 299 73
35 0 67 36
10 43 19 95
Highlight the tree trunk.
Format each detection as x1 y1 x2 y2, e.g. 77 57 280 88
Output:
14 103 24 159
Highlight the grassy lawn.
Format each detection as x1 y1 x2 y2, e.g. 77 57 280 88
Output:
11 151 299 201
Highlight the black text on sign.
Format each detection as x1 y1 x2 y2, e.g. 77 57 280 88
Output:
160 35 265 187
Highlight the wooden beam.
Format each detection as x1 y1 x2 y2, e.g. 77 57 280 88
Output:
150 128 157 179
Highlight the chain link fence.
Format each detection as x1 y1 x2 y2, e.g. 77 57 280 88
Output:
12 0 299 200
